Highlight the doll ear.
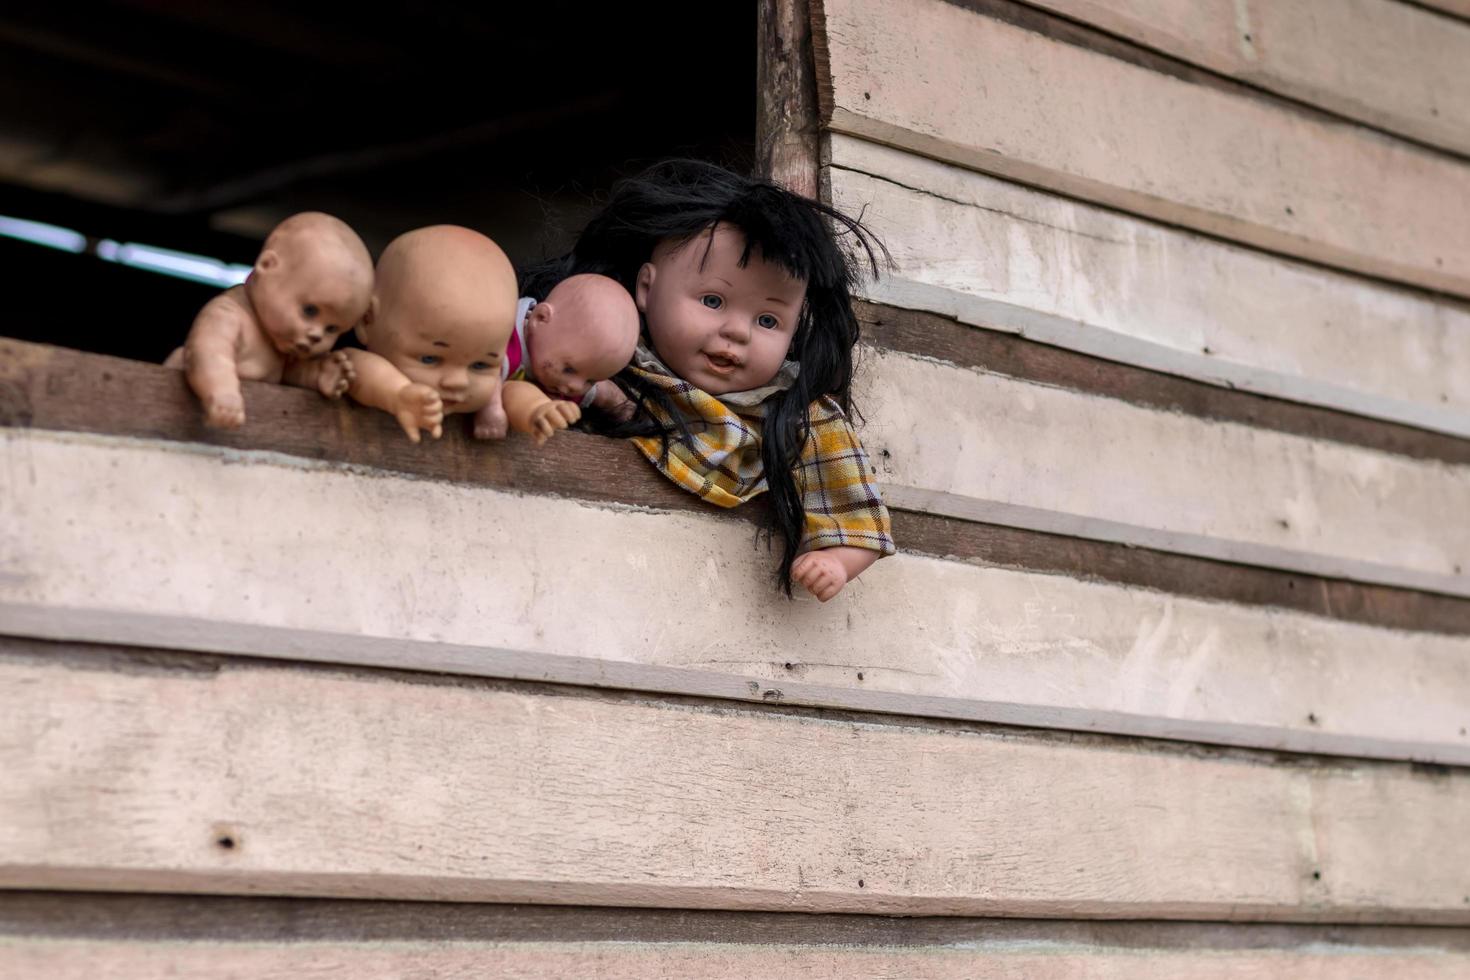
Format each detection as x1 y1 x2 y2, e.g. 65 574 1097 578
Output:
634 263 655 312
255 249 280 274
355 295 378 344
529 301 554 326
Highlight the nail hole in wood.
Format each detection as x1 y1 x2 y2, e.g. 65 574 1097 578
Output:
1312 870 1321 881
217 835 236 850
858 879 865 888
857 672 864 681
1307 712 1318 725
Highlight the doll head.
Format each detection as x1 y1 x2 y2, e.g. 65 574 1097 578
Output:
635 223 805 396
526 273 639 400
244 212 374 357
358 225 517 416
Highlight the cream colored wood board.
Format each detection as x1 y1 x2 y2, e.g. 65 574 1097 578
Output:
6 936 1470 978
3 429 1470 764
830 136 1470 437
818 0 1470 296
857 359 1470 599
1025 0 1470 157
3 652 1470 921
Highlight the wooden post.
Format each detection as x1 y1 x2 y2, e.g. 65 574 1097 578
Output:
756 0 820 198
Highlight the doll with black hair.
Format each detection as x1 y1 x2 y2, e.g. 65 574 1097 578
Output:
523 160 895 600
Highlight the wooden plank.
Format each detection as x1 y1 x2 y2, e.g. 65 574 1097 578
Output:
10 337 1470 619
8 892 1470 951
857 351 1470 597
857 302 1470 470
1023 0 1470 158
831 136 1470 440
814 0 1470 296
7 934 1470 978
757 0 820 196
6 431 1470 764
4 644 1470 922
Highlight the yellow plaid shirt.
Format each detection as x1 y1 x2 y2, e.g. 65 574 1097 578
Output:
628 365 896 556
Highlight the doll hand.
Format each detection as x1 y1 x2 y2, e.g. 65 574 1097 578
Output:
392 383 444 443
591 380 636 422
203 390 246 429
792 551 850 602
473 395 509 440
528 400 581 446
317 350 355 399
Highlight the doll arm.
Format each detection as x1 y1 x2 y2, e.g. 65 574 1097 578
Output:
344 348 444 443
791 546 881 603
181 299 248 428
281 349 355 399
502 379 580 446
472 376 509 440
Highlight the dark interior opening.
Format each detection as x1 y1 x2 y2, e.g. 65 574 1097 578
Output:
0 2 756 363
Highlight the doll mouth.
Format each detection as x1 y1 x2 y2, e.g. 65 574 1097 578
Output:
704 351 741 372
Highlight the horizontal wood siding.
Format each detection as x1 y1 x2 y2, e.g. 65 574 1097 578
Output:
830 136 1470 437
814 0 1470 296
3 643 1470 921
1023 0 1470 156
6 430 1470 763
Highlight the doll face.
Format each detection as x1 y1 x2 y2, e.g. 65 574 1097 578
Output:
528 275 639 400
364 310 507 416
635 224 806 395
248 253 371 357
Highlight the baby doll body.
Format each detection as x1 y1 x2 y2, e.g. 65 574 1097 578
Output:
479 273 640 444
343 225 526 444
633 223 889 600
166 212 373 428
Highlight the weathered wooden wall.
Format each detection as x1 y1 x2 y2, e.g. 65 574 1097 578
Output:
4 0 1470 971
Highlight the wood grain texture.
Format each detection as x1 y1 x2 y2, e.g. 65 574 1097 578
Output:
2 644 1469 922
10 338 1470 630
6 433 1470 764
856 351 1470 598
757 0 820 196
1023 0 1470 157
7 936 1470 978
831 136 1470 439
813 0 1470 296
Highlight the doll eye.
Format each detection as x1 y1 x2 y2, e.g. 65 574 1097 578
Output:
302 304 319 318
469 361 493 372
756 314 779 330
419 355 441 366
700 294 723 310
325 324 339 334
562 365 576 374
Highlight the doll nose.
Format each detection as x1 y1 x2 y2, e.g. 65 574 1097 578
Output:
718 315 750 343
440 366 469 392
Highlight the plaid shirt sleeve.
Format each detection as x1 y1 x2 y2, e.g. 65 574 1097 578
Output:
797 397 897 556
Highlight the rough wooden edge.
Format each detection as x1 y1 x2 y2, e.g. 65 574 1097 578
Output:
10 599 1470 765
9 337 1470 636
857 302 1470 467
6 891 1470 951
757 0 820 196
1405 0 1470 25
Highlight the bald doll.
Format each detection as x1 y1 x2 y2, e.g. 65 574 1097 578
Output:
344 225 524 443
485 273 640 445
166 212 373 428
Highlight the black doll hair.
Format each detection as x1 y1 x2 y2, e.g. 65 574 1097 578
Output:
522 159 888 595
